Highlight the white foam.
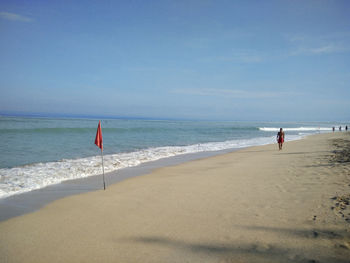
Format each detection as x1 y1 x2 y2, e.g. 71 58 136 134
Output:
0 135 303 199
259 127 332 132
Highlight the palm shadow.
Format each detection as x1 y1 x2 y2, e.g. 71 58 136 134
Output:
121 224 350 263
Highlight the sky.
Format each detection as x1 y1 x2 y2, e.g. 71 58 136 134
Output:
0 0 349 121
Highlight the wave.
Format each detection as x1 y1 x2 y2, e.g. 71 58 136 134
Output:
259 127 333 132
0 134 302 199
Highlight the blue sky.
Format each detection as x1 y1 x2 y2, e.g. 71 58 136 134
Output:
0 0 349 121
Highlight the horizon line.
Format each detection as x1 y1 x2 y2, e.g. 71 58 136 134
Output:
0 111 348 123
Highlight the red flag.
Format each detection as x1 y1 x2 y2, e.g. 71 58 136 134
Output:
95 120 103 151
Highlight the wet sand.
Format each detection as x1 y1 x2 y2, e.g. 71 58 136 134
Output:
1 132 349 262
0 149 235 222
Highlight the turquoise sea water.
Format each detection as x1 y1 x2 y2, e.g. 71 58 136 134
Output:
0 116 345 198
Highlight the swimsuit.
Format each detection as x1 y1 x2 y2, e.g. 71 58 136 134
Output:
278 132 284 143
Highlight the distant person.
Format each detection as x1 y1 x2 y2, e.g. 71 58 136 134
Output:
339 126 342 131
277 128 285 150
332 127 335 132
346 126 348 131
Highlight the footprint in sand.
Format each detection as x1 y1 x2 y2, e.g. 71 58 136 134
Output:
331 194 350 222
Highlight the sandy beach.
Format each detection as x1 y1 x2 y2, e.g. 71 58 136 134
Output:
0 132 349 263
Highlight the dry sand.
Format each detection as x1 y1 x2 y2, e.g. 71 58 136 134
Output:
0 132 350 263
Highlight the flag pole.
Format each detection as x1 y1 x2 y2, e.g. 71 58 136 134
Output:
101 149 106 190
95 120 106 190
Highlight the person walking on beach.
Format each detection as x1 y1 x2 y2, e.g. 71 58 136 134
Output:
277 128 285 150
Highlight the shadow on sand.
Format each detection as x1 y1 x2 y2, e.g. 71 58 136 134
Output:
122 225 350 263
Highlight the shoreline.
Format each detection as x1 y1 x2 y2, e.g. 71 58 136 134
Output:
0 131 310 221
0 134 291 200
0 147 238 222
1 132 349 262
2 116 342 201
0 130 312 205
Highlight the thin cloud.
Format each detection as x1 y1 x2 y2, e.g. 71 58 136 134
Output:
287 32 350 43
171 88 296 99
0 12 32 22
291 44 349 56
309 45 349 54
216 53 263 63
202 50 264 64
286 33 350 56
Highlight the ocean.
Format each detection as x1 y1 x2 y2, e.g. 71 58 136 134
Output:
0 116 343 199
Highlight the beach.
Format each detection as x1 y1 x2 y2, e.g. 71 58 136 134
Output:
0 132 349 262
2 117 322 200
